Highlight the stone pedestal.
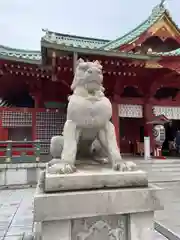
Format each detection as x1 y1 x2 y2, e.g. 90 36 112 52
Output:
45 164 148 192
33 166 163 240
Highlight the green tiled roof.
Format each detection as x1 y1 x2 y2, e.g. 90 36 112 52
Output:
0 45 41 64
152 48 180 56
41 29 110 49
100 4 167 51
0 1 180 66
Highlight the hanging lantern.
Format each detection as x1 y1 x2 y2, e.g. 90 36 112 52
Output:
117 62 119 66
111 61 114 64
118 72 121 75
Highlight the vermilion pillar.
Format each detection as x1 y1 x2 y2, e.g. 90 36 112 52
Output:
143 102 154 152
111 102 120 148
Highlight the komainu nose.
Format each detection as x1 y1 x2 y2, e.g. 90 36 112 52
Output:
87 68 93 74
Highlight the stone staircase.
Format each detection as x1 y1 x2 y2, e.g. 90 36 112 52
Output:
134 159 180 183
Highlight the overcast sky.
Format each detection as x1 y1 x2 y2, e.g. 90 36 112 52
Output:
0 0 179 50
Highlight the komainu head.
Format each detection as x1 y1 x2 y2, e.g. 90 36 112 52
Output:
71 59 103 92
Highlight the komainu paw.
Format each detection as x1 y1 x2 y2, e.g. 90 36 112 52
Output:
113 161 137 172
94 157 109 164
47 162 76 174
48 158 61 167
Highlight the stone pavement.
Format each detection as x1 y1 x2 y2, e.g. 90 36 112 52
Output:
0 184 180 240
0 188 34 240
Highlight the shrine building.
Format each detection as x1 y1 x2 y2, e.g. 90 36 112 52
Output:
0 1 180 155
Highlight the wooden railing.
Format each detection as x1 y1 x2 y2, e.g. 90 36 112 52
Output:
0 140 49 163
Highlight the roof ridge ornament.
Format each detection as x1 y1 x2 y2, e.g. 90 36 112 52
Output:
160 0 166 6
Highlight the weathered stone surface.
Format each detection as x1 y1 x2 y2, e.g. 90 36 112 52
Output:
44 164 148 192
71 215 127 240
34 184 163 222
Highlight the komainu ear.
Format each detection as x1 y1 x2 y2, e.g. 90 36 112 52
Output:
77 58 84 65
94 60 100 65
94 60 102 69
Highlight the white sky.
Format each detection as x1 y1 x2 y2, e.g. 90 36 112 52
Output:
0 0 179 50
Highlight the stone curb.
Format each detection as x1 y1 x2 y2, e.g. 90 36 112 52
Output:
154 221 180 240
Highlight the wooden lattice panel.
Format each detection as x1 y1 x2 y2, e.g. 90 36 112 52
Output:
119 104 143 118
36 111 66 153
2 111 32 127
153 106 180 120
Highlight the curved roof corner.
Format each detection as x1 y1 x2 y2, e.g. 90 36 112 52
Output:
100 2 179 52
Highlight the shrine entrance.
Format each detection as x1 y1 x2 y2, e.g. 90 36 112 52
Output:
118 104 144 155
120 118 144 154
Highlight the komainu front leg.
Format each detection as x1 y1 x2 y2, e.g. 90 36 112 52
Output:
48 120 80 174
98 121 136 171
48 135 64 167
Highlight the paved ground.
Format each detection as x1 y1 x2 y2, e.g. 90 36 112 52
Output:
0 183 180 240
0 188 34 240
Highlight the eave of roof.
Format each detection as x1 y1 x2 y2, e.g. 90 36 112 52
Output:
100 3 178 51
41 29 110 50
0 45 41 64
41 40 160 61
152 48 180 56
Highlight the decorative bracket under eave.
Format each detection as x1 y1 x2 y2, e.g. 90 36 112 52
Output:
145 61 163 69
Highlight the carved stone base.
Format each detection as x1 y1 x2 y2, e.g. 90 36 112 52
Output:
44 163 148 192
34 176 163 240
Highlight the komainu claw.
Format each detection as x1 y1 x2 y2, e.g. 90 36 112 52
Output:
113 161 137 172
47 163 76 174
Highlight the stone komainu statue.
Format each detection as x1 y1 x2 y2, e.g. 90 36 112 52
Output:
49 59 136 174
